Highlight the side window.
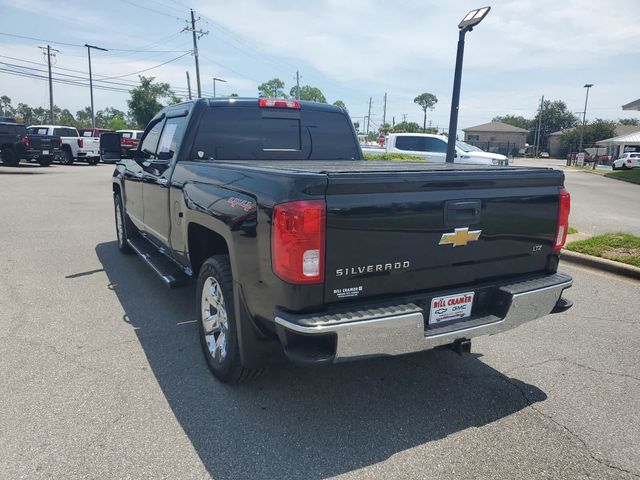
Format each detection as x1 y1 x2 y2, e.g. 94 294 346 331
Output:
53 128 63 136
139 120 165 157
395 136 426 152
424 137 447 153
157 116 187 163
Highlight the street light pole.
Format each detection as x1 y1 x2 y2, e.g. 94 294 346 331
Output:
84 44 108 128
578 83 593 159
213 77 226 97
446 7 491 163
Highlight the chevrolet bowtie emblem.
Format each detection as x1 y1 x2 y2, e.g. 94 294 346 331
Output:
439 227 482 247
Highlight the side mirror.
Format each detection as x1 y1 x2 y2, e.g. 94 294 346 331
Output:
100 132 121 163
157 150 173 161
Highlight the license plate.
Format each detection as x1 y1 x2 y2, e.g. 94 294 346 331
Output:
429 291 475 325
43 150 49 155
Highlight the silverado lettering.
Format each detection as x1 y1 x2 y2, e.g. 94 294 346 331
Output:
336 261 410 277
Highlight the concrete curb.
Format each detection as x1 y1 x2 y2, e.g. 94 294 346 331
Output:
561 249 640 280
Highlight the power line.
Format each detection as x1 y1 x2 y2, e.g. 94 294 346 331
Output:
0 31 188 53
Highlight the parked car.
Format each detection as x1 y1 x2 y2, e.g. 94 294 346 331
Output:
24 127 62 166
612 152 640 170
116 129 144 159
363 133 509 165
79 128 113 163
28 125 99 165
0 120 27 166
103 97 572 384
539 151 550 158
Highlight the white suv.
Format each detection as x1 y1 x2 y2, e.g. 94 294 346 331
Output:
612 152 640 170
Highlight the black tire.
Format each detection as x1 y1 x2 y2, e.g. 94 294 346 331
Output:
1 146 19 167
197 255 263 383
38 156 52 167
88 157 98 166
114 193 135 254
61 149 74 165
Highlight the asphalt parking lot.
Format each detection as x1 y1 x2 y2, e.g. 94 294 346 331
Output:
1 163 639 479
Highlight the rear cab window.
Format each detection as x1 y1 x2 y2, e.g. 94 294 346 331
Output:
28 127 50 135
191 104 360 161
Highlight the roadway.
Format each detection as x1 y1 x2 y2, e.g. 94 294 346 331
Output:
0 163 638 479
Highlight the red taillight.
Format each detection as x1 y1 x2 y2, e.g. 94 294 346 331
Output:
259 98 301 110
22 135 29 147
272 200 325 284
77 138 83 148
554 187 571 251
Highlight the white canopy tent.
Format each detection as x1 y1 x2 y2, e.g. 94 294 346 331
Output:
597 131 640 157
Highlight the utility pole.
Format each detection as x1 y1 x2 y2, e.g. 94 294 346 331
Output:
366 97 372 135
382 92 387 126
295 70 301 100
186 71 192 100
39 45 59 123
84 44 108 129
185 9 208 98
401 113 407 122
535 95 544 157
392 116 395 127
213 77 226 97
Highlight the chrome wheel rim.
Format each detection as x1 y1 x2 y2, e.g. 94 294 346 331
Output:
115 201 124 247
201 277 228 362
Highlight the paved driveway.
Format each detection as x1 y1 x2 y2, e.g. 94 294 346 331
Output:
511 158 640 236
1 163 639 479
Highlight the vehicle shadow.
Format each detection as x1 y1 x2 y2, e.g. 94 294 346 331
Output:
96 241 547 480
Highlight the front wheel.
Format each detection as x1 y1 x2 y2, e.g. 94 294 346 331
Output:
114 193 134 254
197 256 263 383
88 157 99 166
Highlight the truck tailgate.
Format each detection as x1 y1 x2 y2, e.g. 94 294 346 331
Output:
323 167 564 303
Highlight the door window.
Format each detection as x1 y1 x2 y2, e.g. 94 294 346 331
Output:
157 116 187 162
395 136 426 152
139 120 165 157
424 137 447 153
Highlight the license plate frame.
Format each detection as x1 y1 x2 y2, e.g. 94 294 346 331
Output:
43 150 49 155
429 291 475 325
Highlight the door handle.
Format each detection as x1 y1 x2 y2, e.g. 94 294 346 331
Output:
157 178 169 186
444 200 482 226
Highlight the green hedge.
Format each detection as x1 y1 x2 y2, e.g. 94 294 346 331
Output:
363 153 425 161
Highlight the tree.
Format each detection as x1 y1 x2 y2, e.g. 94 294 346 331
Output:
1 95 12 116
258 78 286 98
619 118 640 126
392 121 421 133
492 114 533 131
332 100 346 111
57 108 77 127
353 121 360 133
229 93 239 97
533 100 578 147
558 119 616 156
379 123 392 135
414 93 438 132
75 107 92 128
127 75 180 127
96 107 127 128
290 85 326 103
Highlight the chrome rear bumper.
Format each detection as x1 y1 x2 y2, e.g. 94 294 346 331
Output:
275 272 572 363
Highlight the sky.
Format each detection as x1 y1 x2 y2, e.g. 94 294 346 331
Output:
1 0 639 135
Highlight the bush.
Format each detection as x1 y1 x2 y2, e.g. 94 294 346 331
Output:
363 153 425 161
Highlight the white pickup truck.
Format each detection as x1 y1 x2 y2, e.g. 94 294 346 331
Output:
29 125 99 165
363 133 509 165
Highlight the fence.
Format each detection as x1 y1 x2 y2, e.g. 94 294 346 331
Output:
465 141 521 157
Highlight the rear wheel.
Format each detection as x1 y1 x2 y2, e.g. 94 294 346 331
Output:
61 149 74 165
88 157 98 166
38 156 52 167
197 256 263 383
1 147 19 167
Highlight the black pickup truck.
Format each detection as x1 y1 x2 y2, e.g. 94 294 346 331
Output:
24 126 62 166
104 98 573 383
0 121 61 167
